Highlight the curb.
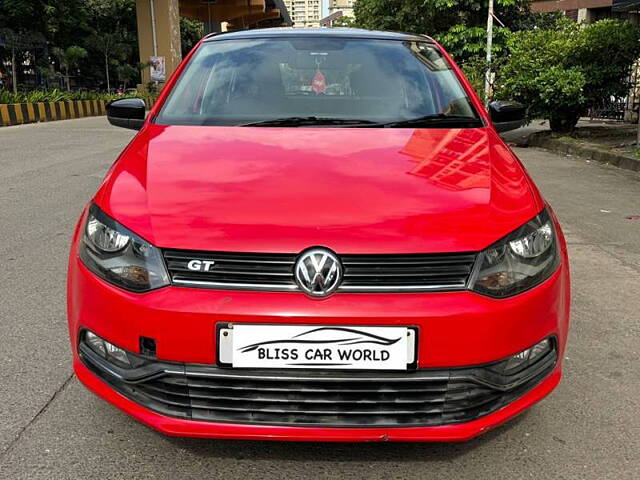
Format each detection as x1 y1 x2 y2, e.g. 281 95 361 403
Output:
528 132 640 173
0 98 155 127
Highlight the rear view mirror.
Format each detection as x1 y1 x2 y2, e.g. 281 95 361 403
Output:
489 101 527 133
107 98 146 130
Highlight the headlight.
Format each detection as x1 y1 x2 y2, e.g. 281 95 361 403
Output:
469 208 560 298
79 204 170 292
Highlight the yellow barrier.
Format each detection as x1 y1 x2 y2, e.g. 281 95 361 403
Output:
0 98 153 127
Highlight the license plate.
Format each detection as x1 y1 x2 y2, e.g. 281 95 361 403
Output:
218 324 415 370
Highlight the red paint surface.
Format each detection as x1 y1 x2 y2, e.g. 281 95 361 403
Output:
95 126 540 254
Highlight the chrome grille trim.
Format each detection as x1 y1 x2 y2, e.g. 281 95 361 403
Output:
163 249 477 293
171 279 300 291
338 284 466 292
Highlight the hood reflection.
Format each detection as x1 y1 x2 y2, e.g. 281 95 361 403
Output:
401 129 490 191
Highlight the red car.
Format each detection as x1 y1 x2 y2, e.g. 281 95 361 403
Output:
67 28 570 442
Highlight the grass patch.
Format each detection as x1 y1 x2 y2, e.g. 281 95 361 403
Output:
626 147 640 159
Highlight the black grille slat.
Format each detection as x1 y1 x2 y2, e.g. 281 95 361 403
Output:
341 255 477 265
189 410 443 426
179 390 448 405
163 249 477 293
188 402 447 416
343 270 472 277
173 381 450 394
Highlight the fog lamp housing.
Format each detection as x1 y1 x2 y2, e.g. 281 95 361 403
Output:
495 338 553 375
83 331 145 369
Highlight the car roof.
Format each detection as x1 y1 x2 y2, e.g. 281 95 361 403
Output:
204 28 434 43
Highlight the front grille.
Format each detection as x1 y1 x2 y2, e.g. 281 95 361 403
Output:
339 253 476 291
163 249 477 293
80 342 556 428
164 250 298 291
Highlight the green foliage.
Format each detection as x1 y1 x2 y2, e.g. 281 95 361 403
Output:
350 1 640 133
180 17 205 56
576 19 640 102
496 18 640 131
460 57 490 97
52 45 89 90
497 19 584 120
438 25 511 61
0 1 206 92
0 0 46 33
0 88 153 104
351 0 553 63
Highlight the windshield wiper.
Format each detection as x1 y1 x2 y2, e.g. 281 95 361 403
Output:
239 116 379 127
379 114 483 128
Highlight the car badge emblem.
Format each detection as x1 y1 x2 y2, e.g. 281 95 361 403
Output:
294 248 342 298
187 259 215 272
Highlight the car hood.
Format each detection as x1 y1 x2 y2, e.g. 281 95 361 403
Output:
96 124 541 254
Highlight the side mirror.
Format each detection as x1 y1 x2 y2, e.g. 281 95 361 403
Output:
106 98 146 130
489 101 527 133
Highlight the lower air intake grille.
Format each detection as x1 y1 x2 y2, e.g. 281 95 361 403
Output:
80 342 556 428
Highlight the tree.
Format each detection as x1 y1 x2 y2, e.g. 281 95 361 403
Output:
351 0 558 65
84 0 138 90
0 28 46 93
116 63 138 90
52 45 88 91
86 33 121 91
0 0 47 33
180 17 204 56
496 19 640 132
1 0 140 92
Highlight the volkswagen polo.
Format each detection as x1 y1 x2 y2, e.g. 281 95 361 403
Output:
67 28 570 442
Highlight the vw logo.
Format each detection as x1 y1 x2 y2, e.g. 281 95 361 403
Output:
294 248 343 298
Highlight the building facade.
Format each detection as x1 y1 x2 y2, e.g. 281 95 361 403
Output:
283 0 323 27
328 0 356 18
530 0 638 23
135 0 291 87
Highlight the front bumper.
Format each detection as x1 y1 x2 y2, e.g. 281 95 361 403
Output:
74 354 561 441
68 235 570 441
78 332 557 426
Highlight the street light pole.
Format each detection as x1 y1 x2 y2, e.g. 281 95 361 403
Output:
149 0 158 89
149 0 158 57
485 0 494 107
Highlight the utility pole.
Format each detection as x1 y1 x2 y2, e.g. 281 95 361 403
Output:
484 0 494 107
637 102 640 147
11 42 17 94
149 0 158 89
636 68 640 146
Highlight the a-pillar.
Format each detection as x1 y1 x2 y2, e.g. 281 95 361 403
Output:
136 0 182 89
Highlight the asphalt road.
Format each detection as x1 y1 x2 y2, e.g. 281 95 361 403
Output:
1 117 639 479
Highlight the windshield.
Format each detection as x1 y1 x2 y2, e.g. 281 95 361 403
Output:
156 37 481 127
